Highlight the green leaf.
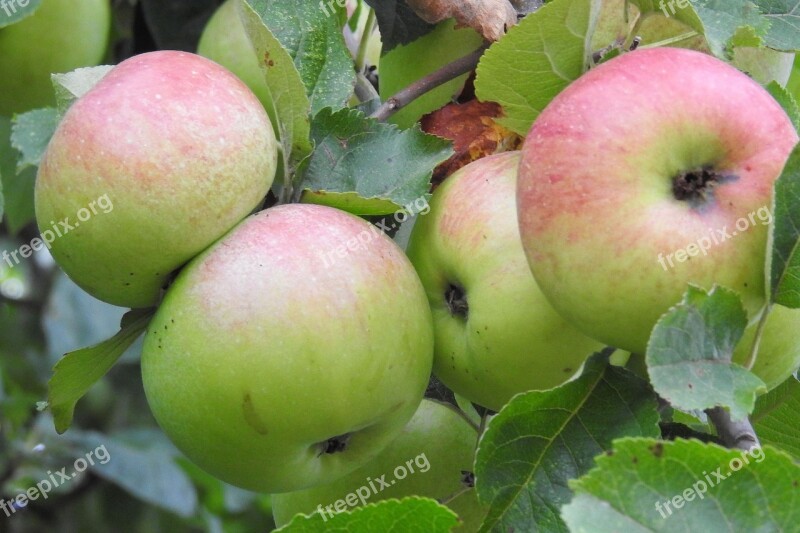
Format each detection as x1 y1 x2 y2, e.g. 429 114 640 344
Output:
474 351 659 532
0 0 41 28
562 438 800 532
300 107 451 214
240 0 312 163
788 55 800 100
47 308 154 434
52 65 114 114
475 0 603 136
690 0 770 58
756 0 800 51
767 81 800 132
243 0 355 116
646 285 766 420
379 19 484 129
276 497 459 532
62 428 198 517
10 108 58 172
752 377 800 459
769 145 800 307
0 116 35 233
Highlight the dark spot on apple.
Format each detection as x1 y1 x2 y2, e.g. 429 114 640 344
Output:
605 450 614 456
672 165 738 208
563 367 572 373
460 470 475 488
650 442 664 457
320 433 351 455
794 480 798 487
445 283 468 319
242 393 269 436
632 456 638 464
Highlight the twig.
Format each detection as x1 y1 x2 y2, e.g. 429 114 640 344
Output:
370 44 490 122
705 406 760 451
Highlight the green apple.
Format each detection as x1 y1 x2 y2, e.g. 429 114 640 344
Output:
517 47 798 355
379 19 484 129
0 0 111 115
406 152 605 411
197 0 276 127
141 204 434 493
272 399 486 531
35 51 277 308
733 305 800 391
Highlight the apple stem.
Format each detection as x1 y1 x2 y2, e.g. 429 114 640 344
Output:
743 303 771 370
637 31 701 50
370 44 490 122
705 406 760 451
355 8 377 73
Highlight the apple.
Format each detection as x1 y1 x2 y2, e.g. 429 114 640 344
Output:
35 51 278 308
141 204 434 493
406 152 605 410
517 47 798 355
0 0 111 115
197 0 276 127
271 399 487 531
733 305 800 391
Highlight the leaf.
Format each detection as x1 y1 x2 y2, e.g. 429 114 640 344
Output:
62 428 198 517
756 0 800 51
767 81 800 133
474 351 660 532
646 286 766 421
378 19 485 129
139 0 220 51
244 0 355 116
0 0 41 28
240 0 312 162
10 108 58 172
769 145 800 307
0 116 35 233
405 0 518 41
300 107 452 214
51 65 114 114
690 0 770 58
363 0 437 53
752 377 800 459
562 438 800 532
276 497 459 532
47 308 155 434
474 0 603 136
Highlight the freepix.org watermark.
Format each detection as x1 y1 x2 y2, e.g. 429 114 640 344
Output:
658 0 693 18
656 206 772 272
1 444 111 518
1 194 113 269
318 196 430 269
654 446 765 519
317 452 431 521
0 0 31 18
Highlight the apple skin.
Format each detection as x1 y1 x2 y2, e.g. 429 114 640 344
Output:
0 0 111 115
141 204 434 493
197 0 276 127
35 51 277 308
517 47 798 355
733 305 800 391
406 152 605 411
271 399 487 531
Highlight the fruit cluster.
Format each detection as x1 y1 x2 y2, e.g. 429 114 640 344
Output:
18 0 800 530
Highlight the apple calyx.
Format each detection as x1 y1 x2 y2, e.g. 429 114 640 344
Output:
445 283 469 319
672 165 737 207
320 434 351 455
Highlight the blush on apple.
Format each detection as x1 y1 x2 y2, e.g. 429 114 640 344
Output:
517 47 798 354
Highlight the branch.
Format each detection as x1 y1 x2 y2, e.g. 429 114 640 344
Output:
705 406 760 451
370 44 490 122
